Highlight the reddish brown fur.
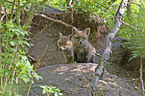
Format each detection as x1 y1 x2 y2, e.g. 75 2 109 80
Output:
57 33 74 63
73 28 96 63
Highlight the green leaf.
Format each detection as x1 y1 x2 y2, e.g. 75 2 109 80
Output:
10 40 17 46
33 72 43 80
42 89 46 94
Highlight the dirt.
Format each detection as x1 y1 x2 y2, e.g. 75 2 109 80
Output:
20 62 142 96
22 6 143 96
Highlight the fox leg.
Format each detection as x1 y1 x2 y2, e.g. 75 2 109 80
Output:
66 56 74 63
86 55 91 63
86 53 96 63
90 54 95 63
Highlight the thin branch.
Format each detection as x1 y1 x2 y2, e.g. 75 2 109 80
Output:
39 0 48 6
24 4 34 26
0 0 2 18
0 0 2 88
15 0 20 26
70 7 74 24
131 2 142 7
7 0 17 5
35 13 79 32
27 44 48 96
89 0 128 95
24 0 48 27
120 19 137 30
1 15 5 22
140 57 145 95
10 0 16 20
6 0 48 27
68 0 73 6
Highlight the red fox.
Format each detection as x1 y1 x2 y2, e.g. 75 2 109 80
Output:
57 32 74 63
73 28 96 63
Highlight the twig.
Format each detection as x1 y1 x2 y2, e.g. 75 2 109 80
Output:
10 0 15 19
1 15 5 22
69 0 75 24
7 0 17 5
27 44 48 96
94 52 102 58
120 19 137 30
70 7 74 24
130 2 142 7
68 0 73 6
15 0 20 26
35 13 79 32
140 57 145 95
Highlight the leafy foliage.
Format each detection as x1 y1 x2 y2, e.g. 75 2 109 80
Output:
0 0 144 95
121 7 145 59
0 20 42 95
0 0 46 95
48 0 120 25
40 85 63 96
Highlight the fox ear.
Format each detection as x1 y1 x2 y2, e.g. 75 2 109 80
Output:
68 34 73 41
72 28 78 34
84 28 90 35
59 32 63 37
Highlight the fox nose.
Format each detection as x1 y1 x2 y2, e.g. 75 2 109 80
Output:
60 46 66 50
79 41 83 44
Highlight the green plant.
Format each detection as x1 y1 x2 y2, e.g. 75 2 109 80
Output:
121 8 145 59
120 3 145 96
40 85 63 96
48 0 120 26
0 20 42 95
0 0 48 95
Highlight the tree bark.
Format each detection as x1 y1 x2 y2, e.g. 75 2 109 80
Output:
89 0 128 95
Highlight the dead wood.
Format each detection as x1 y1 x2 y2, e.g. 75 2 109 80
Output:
35 13 79 32
89 0 128 95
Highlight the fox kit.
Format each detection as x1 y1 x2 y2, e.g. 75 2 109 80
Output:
73 28 96 63
57 32 74 63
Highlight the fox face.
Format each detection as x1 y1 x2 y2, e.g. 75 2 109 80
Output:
73 28 90 47
57 32 73 51
73 28 96 63
57 32 74 63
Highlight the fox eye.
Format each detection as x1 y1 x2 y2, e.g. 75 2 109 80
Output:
64 43 68 45
83 37 86 39
59 43 62 45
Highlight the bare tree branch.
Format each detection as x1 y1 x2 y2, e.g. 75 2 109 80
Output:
89 0 128 95
35 13 79 32
140 57 145 95
120 19 137 30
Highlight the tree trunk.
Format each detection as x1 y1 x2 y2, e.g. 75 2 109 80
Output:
89 0 128 95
